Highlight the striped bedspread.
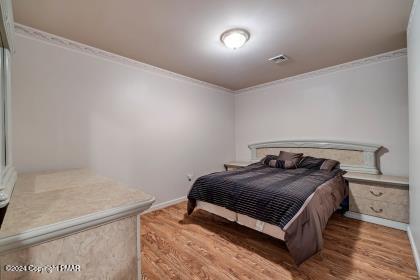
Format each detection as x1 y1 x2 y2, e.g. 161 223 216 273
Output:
187 163 344 229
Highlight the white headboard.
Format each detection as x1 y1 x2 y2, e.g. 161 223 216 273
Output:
248 140 382 174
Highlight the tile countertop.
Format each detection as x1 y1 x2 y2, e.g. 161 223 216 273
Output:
0 169 155 240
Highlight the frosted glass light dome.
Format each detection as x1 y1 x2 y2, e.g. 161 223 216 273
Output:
221 29 250 50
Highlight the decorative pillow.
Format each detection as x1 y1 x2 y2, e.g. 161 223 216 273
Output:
298 156 326 169
268 159 285 168
320 159 339 171
298 156 340 171
268 159 277 168
260 155 287 168
261 155 278 166
278 151 303 169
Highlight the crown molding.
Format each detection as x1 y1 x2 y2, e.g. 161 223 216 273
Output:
236 48 407 94
14 23 233 94
14 24 407 95
407 0 418 35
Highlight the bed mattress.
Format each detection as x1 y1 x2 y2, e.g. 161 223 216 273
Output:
196 200 285 240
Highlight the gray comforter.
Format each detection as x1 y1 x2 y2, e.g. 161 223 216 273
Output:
187 163 348 264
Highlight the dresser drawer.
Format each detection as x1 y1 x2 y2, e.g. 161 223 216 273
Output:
349 197 408 223
349 182 408 205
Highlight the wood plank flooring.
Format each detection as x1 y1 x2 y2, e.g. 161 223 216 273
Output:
141 202 418 280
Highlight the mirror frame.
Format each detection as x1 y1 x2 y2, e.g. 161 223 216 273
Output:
0 0 16 208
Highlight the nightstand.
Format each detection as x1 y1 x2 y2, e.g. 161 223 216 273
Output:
343 172 409 230
224 161 255 171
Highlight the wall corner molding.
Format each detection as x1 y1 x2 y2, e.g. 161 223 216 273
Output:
407 226 420 275
14 23 233 94
236 48 407 94
408 0 418 35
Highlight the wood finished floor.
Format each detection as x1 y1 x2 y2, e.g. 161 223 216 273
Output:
141 202 418 280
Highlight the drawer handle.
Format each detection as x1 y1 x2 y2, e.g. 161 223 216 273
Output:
369 190 383 197
370 206 383 213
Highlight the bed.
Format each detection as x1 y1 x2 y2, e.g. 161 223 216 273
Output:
187 140 382 264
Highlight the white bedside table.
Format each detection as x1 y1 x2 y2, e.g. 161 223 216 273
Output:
343 172 409 230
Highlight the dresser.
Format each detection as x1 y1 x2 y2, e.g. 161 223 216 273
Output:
344 172 409 230
0 169 154 279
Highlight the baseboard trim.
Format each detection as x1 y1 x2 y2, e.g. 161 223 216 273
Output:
407 226 420 275
143 196 187 214
344 211 407 231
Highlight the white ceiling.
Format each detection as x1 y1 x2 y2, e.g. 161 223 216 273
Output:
13 0 413 90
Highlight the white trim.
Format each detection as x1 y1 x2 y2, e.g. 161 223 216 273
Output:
0 197 154 254
248 139 382 174
248 139 381 152
0 48 16 208
407 226 420 275
344 211 408 231
344 173 408 187
236 49 407 94
4 48 13 170
136 214 141 280
14 23 232 94
408 0 418 35
143 196 187 214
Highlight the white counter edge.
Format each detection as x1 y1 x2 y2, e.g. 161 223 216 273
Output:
0 166 17 208
343 173 409 187
0 196 155 254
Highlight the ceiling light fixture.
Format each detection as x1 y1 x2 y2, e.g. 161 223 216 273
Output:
220 28 250 50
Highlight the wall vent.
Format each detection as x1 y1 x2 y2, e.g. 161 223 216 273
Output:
268 54 288 64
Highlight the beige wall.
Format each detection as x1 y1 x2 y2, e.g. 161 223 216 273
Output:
408 0 420 271
11 34 235 205
235 55 408 176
